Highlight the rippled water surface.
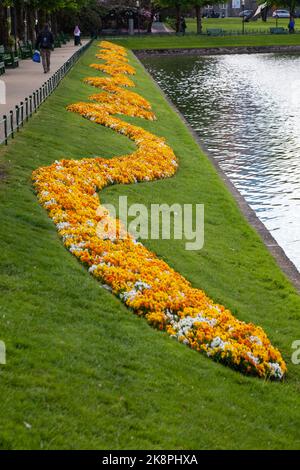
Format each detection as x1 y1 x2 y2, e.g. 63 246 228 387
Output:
143 53 300 271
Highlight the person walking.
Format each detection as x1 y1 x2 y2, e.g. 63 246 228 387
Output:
180 16 187 35
35 23 54 74
74 25 81 46
288 16 295 34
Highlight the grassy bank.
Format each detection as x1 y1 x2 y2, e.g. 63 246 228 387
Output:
104 33 300 50
185 17 296 34
1 42 300 449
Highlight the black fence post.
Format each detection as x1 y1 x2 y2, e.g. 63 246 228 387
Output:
25 97 29 122
3 115 8 145
10 110 14 139
20 102 24 127
16 105 19 131
33 91 37 112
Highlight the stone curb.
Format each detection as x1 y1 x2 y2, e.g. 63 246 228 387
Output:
135 45 300 58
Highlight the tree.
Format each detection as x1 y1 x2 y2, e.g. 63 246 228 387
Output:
155 0 189 33
155 0 225 35
0 1 94 46
0 5 7 45
192 0 221 34
194 0 203 34
259 0 300 16
145 1 160 33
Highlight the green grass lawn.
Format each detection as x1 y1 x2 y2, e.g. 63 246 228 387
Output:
185 16 295 34
105 32 300 50
1 42 300 449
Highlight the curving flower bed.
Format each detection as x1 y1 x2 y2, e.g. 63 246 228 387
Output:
32 40 286 380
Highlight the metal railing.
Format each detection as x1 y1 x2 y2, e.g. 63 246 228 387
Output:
0 40 92 145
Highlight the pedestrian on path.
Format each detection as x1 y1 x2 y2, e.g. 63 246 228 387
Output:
35 24 54 74
180 16 187 35
74 25 81 46
288 16 295 33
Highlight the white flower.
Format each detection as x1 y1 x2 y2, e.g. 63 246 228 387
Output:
121 289 138 302
69 242 86 253
167 313 217 343
89 265 98 273
247 352 260 365
268 362 284 379
56 222 70 230
62 234 73 242
249 335 263 346
210 336 225 349
134 281 151 291
44 198 57 207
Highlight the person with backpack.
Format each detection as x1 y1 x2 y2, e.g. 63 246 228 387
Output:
35 23 54 73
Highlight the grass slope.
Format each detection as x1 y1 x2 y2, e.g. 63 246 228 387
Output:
0 43 300 450
105 33 300 50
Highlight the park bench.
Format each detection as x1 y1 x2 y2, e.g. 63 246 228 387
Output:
0 45 19 68
18 41 33 59
207 28 225 36
270 27 287 34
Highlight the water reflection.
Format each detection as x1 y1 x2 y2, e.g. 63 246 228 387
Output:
143 53 300 271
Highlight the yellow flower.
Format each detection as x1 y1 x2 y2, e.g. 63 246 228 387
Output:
32 40 287 380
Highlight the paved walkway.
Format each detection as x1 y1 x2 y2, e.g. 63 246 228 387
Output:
0 40 88 119
151 21 174 33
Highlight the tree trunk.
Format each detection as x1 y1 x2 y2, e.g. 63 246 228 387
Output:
56 9 63 33
147 6 155 33
195 5 202 34
175 3 181 33
16 1 25 41
261 6 268 22
10 5 18 50
290 0 296 17
38 9 47 27
0 6 9 46
51 12 58 35
26 6 35 43
7 6 12 38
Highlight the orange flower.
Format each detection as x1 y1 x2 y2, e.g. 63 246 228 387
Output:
32 40 287 380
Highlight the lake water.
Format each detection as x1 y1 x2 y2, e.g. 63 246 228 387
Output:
142 53 300 272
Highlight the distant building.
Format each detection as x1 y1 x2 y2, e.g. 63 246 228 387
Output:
227 1 258 17
204 2 259 18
